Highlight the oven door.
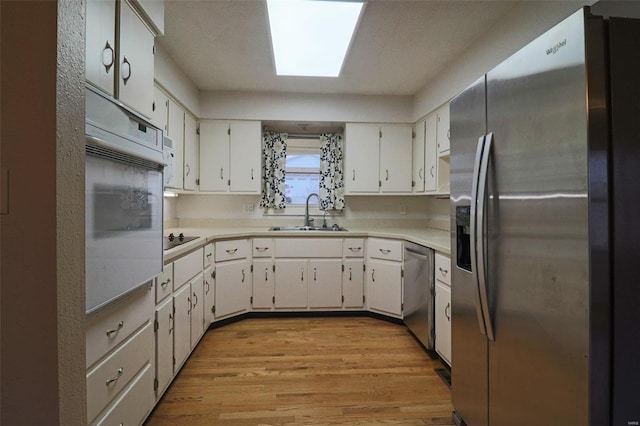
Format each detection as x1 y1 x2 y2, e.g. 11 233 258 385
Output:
85 148 163 313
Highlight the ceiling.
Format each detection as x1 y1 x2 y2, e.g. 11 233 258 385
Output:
158 0 524 96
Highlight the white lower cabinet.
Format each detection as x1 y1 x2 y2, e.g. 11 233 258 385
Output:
308 259 343 309
343 259 365 308
173 283 192 370
435 280 452 365
189 273 205 349
154 296 173 398
203 266 215 326
253 259 275 309
366 259 403 317
215 259 251 318
274 259 308 308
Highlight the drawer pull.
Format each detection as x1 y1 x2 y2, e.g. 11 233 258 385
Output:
313 268 317 281
226 248 238 255
206 253 213 258
445 302 451 321
348 247 362 252
379 248 391 254
241 269 245 283
205 280 210 295
439 267 449 276
265 268 269 281
160 278 171 288
105 368 123 386
301 268 304 281
105 321 124 337
255 247 269 252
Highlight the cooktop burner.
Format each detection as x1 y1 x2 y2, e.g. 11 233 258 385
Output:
164 233 199 250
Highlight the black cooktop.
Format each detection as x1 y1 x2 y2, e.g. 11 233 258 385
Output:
164 233 199 250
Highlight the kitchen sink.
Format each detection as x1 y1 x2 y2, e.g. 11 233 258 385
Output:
268 225 348 232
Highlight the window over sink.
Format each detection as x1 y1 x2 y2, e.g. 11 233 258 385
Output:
285 138 320 206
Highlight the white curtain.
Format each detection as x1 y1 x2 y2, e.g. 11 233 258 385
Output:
319 133 345 211
260 132 288 209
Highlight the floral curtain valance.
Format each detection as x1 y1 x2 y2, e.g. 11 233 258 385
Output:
260 132 288 209
319 133 345 211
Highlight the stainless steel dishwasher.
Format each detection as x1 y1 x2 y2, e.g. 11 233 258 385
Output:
403 241 435 349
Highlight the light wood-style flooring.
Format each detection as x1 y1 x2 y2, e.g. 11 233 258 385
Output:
145 316 454 425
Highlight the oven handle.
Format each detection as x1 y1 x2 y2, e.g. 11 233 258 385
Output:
86 134 164 170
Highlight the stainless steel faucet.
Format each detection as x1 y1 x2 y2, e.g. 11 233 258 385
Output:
304 192 319 227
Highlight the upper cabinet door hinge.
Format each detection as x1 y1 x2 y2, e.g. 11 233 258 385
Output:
273 264 276 272
379 130 382 138
363 264 366 272
212 305 215 314
227 127 231 136
272 296 276 304
250 296 253 304
401 268 404 278
411 180 416 188
378 180 382 188
152 101 156 112
154 319 159 332
250 264 254 273
227 179 231 186
212 270 216 279
196 127 200 135
154 378 159 390
196 178 200 186
342 295 345 303
342 264 345 272
153 45 156 55
401 302 404 312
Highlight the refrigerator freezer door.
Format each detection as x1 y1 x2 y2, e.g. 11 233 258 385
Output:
485 10 593 426
450 75 489 426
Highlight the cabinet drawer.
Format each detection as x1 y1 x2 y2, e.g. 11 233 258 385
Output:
92 363 154 426
155 263 173 304
215 239 249 262
368 238 403 262
86 322 153 423
343 238 365 258
435 253 451 286
275 238 342 258
173 248 203 291
86 285 153 369
252 238 273 258
203 243 215 268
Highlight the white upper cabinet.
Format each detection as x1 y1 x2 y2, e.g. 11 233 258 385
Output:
425 113 438 192
117 0 155 119
345 124 380 193
86 0 116 96
167 99 184 189
345 123 412 194
380 126 412 193
412 120 426 193
152 85 169 133
436 103 450 155
199 120 261 193
183 113 198 191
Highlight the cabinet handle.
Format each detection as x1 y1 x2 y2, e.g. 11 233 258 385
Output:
121 56 131 85
102 40 114 73
160 278 171 288
447 129 451 140
241 269 245 283
349 268 352 281
188 296 192 314
206 253 213 259
193 292 198 308
265 268 269 281
105 367 124 386
301 268 304 281
205 280 210 295
169 313 174 334
105 321 124 337
385 169 389 181
445 302 451 321
226 248 238 255
348 247 361 252
371 269 376 282
430 165 435 178
220 168 224 179
255 247 268 252
439 267 449 276
352 169 356 181
313 268 317 281
379 248 391 254
186 164 191 176
251 168 254 180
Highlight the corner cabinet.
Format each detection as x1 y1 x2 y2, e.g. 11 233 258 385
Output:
199 120 261 193
345 123 413 194
86 0 157 119
413 103 450 196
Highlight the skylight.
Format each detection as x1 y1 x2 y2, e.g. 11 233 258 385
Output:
266 0 365 77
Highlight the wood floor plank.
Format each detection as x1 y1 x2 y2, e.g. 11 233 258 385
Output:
145 317 454 425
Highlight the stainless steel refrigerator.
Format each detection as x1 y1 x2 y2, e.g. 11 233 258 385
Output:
450 8 640 426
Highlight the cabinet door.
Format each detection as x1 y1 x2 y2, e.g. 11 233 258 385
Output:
435 280 452 365
215 260 250 319
155 297 173 397
274 260 307 308
343 259 364 308
380 125 412 193
252 259 275 309
183 113 199 191
436 103 450 154
345 124 380 193
190 273 205 348
173 284 191 370
308 259 342 308
199 120 230 192
167 99 184 189
424 114 438 192
366 259 402 317
412 120 426 193
86 0 115 95
203 266 215 326
229 121 261 193
152 86 169 134
118 0 154 118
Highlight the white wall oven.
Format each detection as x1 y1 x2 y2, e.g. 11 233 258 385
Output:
85 88 164 314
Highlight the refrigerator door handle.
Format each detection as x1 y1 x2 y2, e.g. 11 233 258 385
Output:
470 135 488 336
477 132 495 341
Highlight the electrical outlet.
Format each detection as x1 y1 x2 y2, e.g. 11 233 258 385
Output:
243 204 255 214
399 204 407 215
